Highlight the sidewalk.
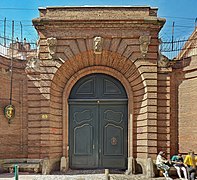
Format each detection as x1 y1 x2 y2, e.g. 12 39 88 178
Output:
0 172 35 180
0 173 178 180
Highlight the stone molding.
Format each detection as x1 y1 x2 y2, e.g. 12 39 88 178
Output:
33 7 165 30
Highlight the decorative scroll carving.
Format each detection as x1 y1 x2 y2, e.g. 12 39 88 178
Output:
104 110 123 123
93 36 103 54
47 37 57 59
158 53 170 67
74 110 92 124
158 39 177 68
139 36 151 57
26 57 40 70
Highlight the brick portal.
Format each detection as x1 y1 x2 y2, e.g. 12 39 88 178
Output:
2 6 195 176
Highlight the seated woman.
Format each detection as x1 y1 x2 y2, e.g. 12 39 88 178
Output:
156 151 172 180
171 153 187 180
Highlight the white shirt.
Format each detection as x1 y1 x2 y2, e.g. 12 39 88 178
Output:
156 154 168 165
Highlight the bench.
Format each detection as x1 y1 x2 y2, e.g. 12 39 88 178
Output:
157 166 189 178
2 159 43 173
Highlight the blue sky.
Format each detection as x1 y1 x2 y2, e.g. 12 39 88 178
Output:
0 0 197 43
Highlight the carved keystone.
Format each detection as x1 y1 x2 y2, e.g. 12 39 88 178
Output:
93 36 103 54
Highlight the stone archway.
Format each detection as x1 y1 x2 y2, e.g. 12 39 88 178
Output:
37 41 150 173
44 38 149 172
60 65 134 170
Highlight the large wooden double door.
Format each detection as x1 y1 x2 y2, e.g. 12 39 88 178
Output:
69 74 128 169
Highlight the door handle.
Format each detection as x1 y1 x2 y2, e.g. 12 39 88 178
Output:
93 144 95 149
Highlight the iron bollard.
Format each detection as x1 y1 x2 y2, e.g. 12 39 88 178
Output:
14 165 19 180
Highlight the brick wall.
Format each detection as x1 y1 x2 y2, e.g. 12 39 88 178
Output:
0 55 28 158
175 55 197 153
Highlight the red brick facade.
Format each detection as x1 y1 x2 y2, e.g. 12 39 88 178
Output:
172 56 197 153
0 6 196 175
0 56 28 158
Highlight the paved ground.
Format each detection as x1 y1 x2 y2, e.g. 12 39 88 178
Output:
0 169 193 180
0 173 182 180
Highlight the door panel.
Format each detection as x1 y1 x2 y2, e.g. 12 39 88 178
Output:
100 103 128 169
104 124 123 155
69 104 98 168
74 124 93 155
69 74 127 99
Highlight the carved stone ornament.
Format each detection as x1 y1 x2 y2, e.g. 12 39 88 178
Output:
158 53 170 68
139 36 151 57
47 37 57 59
93 36 103 54
26 57 40 70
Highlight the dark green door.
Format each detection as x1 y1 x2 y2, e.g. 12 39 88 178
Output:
69 74 128 169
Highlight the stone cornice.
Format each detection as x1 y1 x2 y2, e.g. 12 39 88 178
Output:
33 18 165 30
38 6 159 18
33 6 165 31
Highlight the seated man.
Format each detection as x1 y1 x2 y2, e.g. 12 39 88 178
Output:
156 151 172 180
171 153 187 180
184 150 197 180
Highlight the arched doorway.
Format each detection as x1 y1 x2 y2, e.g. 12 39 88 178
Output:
69 73 128 169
